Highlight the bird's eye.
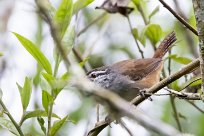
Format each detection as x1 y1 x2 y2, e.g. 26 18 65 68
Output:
91 73 97 78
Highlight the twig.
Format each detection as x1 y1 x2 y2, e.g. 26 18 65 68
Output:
164 88 202 100
0 99 24 136
192 0 204 93
167 50 182 132
185 100 204 114
127 16 144 58
119 119 133 136
77 12 107 37
170 96 182 131
158 0 198 36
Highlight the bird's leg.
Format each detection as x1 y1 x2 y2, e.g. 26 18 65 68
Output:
139 89 153 101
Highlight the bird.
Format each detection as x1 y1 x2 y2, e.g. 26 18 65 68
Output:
87 31 177 101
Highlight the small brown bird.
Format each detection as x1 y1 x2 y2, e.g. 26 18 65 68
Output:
87 32 177 101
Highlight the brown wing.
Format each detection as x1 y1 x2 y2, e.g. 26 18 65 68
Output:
109 58 163 81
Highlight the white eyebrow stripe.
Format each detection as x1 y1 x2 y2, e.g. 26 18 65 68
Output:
91 69 108 75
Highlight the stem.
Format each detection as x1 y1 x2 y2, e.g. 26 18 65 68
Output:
170 96 182 131
47 103 53 136
127 16 144 58
159 0 198 36
0 99 24 136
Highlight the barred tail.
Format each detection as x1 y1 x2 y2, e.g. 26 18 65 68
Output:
153 31 177 58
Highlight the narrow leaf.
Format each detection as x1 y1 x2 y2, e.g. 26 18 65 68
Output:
13 32 52 74
149 6 159 20
54 0 73 37
21 110 60 124
50 115 69 135
168 54 192 65
37 117 46 134
17 77 32 110
73 0 94 14
42 90 53 113
0 117 19 135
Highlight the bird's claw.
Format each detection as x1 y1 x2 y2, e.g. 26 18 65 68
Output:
139 89 153 101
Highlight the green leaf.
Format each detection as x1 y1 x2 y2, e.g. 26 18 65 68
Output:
132 28 139 39
0 117 19 136
79 57 90 67
37 117 46 134
168 54 192 65
42 90 53 113
132 28 146 46
180 76 201 90
73 0 94 14
132 0 140 6
148 6 159 20
13 32 52 74
0 52 3 57
54 0 73 37
21 110 60 125
145 24 162 45
50 115 69 135
17 77 32 111
42 73 69 97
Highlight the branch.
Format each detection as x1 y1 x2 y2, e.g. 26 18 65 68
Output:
158 0 198 36
74 79 181 136
164 88 202 100
192 0 204 93
0 99 24 136
77 12 107 37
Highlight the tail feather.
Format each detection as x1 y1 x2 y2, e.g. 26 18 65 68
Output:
153 31 177 58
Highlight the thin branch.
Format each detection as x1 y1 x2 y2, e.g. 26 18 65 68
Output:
170 96 182 131
158 0 198 36
77 12 107 37
0 99 24 136
119 119 133 136
164 88 202 100
127 16 144 58
185 100 204 114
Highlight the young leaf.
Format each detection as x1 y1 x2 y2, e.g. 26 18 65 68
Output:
0 117 19 136
50 115 69 135
180 76 201 90
168 54 192 65
13 32 52 74
17 77 32 111
148 6 159 21
145 24 162 45
21 110 60 125
54 0 73 37
42 72 69 97
42 90 53 113
73 0 94 14
37 117 46 135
